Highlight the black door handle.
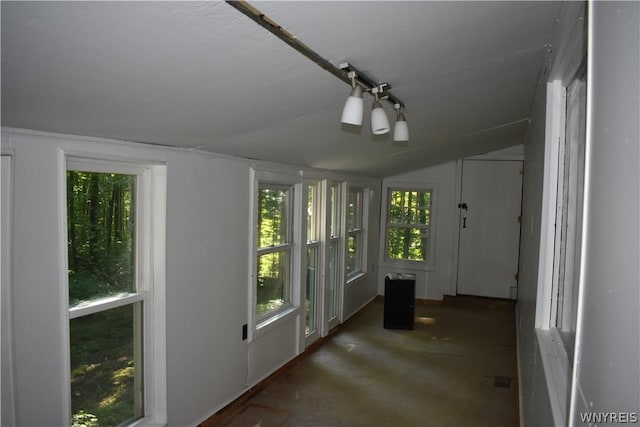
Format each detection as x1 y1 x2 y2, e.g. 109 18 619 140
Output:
463 217 467 228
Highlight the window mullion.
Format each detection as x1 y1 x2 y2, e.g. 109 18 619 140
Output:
258 243 293 256
387 223 428 230
69 292 145 320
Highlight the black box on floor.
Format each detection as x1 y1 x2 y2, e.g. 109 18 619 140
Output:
383 273 416 330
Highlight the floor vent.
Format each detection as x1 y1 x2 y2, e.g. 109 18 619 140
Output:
493 376 512 389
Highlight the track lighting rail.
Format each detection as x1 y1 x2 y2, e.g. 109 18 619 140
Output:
226 0 405 109
338 63 404 109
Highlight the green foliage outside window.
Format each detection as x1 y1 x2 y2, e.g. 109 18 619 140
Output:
387 189 432 261
347 189 360 230
67 171 135 305
256 251 289 318
67 171 141 426
346 234 359 275
305 246 318 334
70 305 139 427
346 188 363 276
257 187 288 248
256 187 291 318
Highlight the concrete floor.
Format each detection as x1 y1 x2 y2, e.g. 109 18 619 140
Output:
225 296 517 427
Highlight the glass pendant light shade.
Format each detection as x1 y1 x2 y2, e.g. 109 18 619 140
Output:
371 101 390 135
393 112 409 142
341 85 364 125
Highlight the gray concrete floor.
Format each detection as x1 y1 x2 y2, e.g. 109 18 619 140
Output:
226 296 517 427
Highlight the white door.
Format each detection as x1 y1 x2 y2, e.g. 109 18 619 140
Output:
457 160 523 299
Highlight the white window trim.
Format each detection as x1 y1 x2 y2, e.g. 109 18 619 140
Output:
249 168 303 340
304 180 323 344
535 78 587 427
346 186 367 283
325 180 345 331
534 82 570 427
64 156 167 427
380 182 437 271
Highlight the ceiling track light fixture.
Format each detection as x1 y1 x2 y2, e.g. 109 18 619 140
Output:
370 86 391 135
393 103 409 142
339 63 408 141
226 1 409 141
341 71 364 126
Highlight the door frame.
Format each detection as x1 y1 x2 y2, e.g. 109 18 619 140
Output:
453 149 525 298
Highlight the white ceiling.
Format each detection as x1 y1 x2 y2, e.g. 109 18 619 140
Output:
1 1 561 177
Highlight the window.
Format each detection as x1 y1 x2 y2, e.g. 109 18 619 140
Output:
66 159 166 427
535 74 586 427
385 188 432 262
256 184 294 321
305 183 320 336
346 187 365 280
327 182 343 322
550 76 586 355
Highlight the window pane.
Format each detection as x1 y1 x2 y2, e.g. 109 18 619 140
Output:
257 251 290 318
328 241 339 318
389 190 431 225
305 246 318 335
67 171 135 307
330 184 340 238
70 303 143 427
307 185 315 242
346 232 361 276
347 189 361 230
257 188 288 248
387 226 427 261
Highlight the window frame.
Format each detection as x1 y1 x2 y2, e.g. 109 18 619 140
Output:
64 157 167 427
326 180 345 329
304 181 322 339
535 72 587 427
345 186 367 282
249 168 303 339
382 184 435 269
255 183 295 323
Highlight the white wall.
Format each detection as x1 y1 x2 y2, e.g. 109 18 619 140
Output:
571 2 639 422
517 3 586 426
378 161 459 300
517 65 554 427
164 150 250 424
518 2 640 426
0 128 381 426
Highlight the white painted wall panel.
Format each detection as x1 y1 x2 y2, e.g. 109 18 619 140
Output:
164 152 250 425
517 2 640 426
1 154 16 426
571 2 640 421
247 317 299 386
517 73 550 427
7 134 69 425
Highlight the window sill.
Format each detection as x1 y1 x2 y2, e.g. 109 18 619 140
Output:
254 306 300 340
346 271 366 285
381 259 434 272
535 328 571 426
129 416 166 427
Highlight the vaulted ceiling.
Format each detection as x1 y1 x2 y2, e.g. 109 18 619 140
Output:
1 1 561 177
